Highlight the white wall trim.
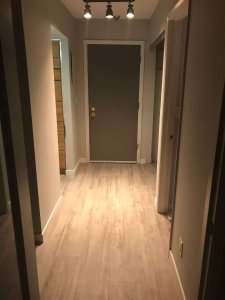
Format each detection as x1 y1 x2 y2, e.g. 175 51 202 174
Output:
66 157 88 176
137 42 145 164
169 251 187 300
139 158 147 164
42 195 63 236
84 41 90 162
154 196 158 209
66 168 75 176
79 157 88 163
83 40 145 163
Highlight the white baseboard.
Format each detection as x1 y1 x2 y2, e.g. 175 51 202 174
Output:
42 195 62 236
169 251 187 300
154 196 158 209
139 158 147 164
79 157 88 163
66 158 88 176
66 169 75 176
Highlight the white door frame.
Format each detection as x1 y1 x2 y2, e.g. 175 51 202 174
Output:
84 40 145 163
156 0 189 213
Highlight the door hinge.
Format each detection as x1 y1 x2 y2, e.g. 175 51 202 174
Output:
137 102 140 110
137 143 139 150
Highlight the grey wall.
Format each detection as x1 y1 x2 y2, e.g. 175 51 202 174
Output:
149 0 178 45
21 0 80 230
171 0 225 299
73 19 154 162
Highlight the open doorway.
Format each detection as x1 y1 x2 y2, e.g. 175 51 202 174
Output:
50 26 74 192
52 40 66 175
155 0 189 218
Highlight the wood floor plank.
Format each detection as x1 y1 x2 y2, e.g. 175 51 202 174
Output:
37 163 182 300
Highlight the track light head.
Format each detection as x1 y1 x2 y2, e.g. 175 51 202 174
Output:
106 2 113 19
127 2 134 19
84 2 92 19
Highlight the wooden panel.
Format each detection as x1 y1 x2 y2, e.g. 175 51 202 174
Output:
52 40 66 174
58 132 65 151
56 102 64 122
54 68 61 81
57 122 64 133
59 151 66 171
54 81 62 101
52 41 60 58
53 57 61 69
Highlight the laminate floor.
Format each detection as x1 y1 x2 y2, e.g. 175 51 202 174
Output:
37 163 182 300
0 212 22 299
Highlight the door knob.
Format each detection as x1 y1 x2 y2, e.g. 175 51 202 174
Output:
90 107 96 119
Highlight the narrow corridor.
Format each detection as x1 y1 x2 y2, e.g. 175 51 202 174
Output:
37 164 182 300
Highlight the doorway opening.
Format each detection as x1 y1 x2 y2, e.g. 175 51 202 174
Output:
84 41 144 164
155 0 189 219
51 39 66 175
50 26 74 190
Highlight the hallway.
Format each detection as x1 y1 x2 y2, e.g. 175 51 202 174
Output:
36 163 182 300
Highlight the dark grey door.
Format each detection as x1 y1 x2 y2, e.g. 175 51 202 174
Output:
88 44 140 161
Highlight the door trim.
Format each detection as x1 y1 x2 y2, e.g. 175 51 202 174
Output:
156 0 189 213
84 40 145 163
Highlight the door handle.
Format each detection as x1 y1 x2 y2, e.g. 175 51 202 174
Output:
90 107 96 119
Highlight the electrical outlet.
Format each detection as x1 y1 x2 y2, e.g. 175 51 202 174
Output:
179 237 184 258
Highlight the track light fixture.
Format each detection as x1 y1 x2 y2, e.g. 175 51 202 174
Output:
83 1 135 19
84 2 92 19
127 2 134 19
106 2 114 19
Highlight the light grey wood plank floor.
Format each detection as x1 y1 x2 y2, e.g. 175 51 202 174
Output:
37 163 182 300
0 212 22 299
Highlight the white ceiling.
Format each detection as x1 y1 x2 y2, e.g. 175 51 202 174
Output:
60 0 159 20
